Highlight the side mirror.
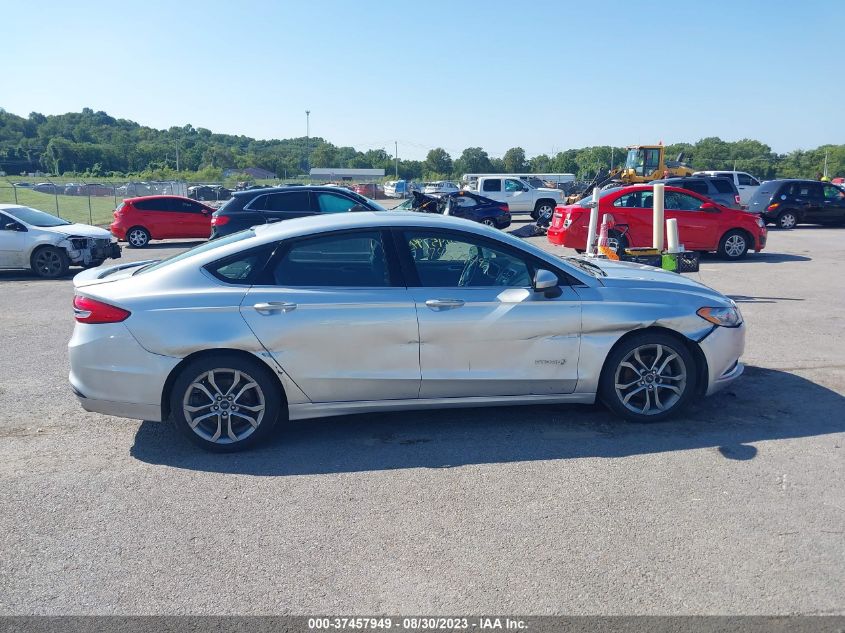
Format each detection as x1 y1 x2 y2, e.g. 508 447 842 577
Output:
700 202 719 212
533 269 560 297
349 204 370 212
4 222 25 232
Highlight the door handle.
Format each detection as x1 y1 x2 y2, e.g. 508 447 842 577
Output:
253 301 297 314
425 298 465 310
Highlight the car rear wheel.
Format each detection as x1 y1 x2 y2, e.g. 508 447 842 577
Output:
718 229 749 259
30 246 69 279
126 226 151 248
170 354 282 452
480 217 496 227
600 332 696 422
776 210 797 229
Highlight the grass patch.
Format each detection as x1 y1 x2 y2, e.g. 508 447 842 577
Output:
0 187 118 225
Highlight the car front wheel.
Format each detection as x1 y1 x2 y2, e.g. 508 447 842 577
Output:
31 246 70 278
600 333 697 422
718 229 749 259
170 354 282 452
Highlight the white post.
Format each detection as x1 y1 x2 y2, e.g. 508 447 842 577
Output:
586 187 600 255
652 183 665 250
666 218 680 253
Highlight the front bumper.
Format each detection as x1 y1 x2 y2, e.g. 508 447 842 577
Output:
68 322 180 422
699 322 746 396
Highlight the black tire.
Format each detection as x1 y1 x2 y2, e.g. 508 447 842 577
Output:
606 229 629 256
718 229 750 260
170 353 283 452
126 226 151 248
480 217 496 227
600 331 697 423
776 210 798 230
30 246 70 279
533 200 556 221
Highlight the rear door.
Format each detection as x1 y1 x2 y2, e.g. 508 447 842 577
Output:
0 212 30 268
134 198 173 238
251 190 314 224
240 229 420 402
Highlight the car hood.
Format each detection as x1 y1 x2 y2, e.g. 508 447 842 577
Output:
590 258 731 302
40 223 112 239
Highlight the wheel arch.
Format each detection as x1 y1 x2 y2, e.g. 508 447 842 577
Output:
598 326 709 397
160 348 289 422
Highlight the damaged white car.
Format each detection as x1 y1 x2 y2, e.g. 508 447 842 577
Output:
0 204 121 278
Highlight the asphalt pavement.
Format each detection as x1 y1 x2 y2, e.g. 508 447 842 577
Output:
0 219 842 615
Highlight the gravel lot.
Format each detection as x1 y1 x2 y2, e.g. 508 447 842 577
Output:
0 218 842 615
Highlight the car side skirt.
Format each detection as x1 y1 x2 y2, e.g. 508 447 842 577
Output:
288 393 596 421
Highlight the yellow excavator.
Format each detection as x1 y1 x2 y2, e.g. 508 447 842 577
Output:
567 144 694 203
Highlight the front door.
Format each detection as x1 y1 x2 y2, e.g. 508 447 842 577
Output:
504 178 531 212
663 190 722 250
0 213 29 268
821 184 845 223
397 228 581 398
240 229 420 403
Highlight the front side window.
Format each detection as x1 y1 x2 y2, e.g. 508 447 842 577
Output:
315 193 358 213
823 184 845 200
737 173 757 186
612 191 652 208
403 231 532 288
665 191 703 211
504 179 524 192
482 179 502 192
272 231 389 287
643 149 661 175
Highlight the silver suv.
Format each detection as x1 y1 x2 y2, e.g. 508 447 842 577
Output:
651 176 742 209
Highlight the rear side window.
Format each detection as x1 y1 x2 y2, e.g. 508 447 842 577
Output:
679 180 708 195
265 191 311 212
272 231 390 287
206 244 276 284
315 192 359 213
217 196 249 214
482 179 502 192
789 182 823 198
711 179 736 194
716 172 734 181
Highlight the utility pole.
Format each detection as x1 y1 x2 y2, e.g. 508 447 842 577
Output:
394 141 399 179
305 110 311 176
824 150 829 178
175 139 180 172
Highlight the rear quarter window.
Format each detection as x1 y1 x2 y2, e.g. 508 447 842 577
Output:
711 179 736 194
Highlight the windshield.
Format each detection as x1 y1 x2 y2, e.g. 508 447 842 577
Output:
134 229 256 275
576 189 617 207
4 206 72 227
625 148 644 174
359 195 386 211
395 199 414 210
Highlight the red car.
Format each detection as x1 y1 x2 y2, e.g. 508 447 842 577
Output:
353 183 382 199
548 184 767 260
110 195 215 248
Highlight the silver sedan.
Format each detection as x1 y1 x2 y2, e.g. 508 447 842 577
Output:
69 212 745 452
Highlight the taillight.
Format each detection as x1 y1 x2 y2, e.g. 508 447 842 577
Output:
211 215 230 226
766 202 780 211
735 195 741 205
73 295 130 324
498 203 509 212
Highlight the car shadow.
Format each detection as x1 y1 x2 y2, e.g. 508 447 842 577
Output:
131 240 206 250
699 252 812 264
130 366 844 476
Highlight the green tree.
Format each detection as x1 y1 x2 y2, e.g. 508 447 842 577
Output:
453 147 492 175
423 148 452 176
502 147 528 173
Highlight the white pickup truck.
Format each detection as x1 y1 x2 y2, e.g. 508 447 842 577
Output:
469 176 565 219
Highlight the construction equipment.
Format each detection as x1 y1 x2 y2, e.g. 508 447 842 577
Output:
567 144 694 203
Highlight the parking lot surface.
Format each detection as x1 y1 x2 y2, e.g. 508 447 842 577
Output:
0 220 843 614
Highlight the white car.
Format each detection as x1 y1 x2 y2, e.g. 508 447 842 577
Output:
693 171 761 206
0 204 121 278
423 181 460 195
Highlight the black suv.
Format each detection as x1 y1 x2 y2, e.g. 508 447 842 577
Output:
748 179 845 229
210 185 384 238
650 176 741 209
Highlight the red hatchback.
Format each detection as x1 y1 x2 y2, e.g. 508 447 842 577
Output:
110 195 215 248
548 185 767 259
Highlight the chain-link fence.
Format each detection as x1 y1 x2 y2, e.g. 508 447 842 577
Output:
0 179 187 225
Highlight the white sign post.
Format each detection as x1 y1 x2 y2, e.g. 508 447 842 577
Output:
652 183 665 250
586 187 600 255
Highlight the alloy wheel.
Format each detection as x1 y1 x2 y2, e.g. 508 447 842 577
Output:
128 229 149 247
182 368 266 444
481 218 496 227
614 343 687 415
724 234 746 258
34 250 63 277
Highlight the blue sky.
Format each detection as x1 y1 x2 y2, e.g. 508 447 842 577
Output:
3 0 843 160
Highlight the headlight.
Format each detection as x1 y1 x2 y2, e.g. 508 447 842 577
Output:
697 306 742 328
756 217 765 228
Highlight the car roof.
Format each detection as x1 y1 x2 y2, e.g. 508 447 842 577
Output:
125 194 197 202
231 185 361 198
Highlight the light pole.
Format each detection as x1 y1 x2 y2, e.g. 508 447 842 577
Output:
394 140 398 179
305 110 310 177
